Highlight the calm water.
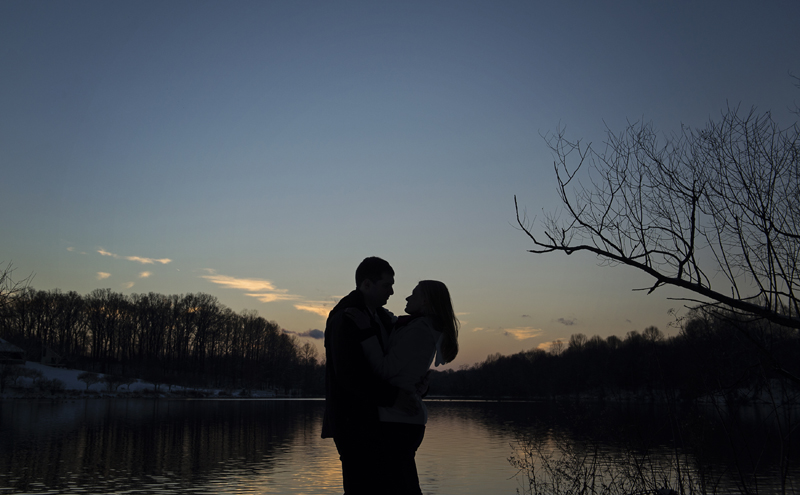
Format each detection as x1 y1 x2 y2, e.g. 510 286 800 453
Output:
1 399 797 494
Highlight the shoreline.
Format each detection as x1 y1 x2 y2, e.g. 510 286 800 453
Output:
4 361 795 406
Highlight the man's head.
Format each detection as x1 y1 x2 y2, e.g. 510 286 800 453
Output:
356 257 394 310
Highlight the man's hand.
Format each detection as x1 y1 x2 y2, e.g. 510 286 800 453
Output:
344 308 372 330
392 389 420 415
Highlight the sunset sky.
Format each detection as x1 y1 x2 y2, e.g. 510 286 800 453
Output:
2 1 799 368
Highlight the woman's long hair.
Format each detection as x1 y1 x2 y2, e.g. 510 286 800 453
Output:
418 280 459 364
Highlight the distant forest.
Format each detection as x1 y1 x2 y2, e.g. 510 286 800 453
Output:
432 309 800 402
2 287 799 403
0 288 324 395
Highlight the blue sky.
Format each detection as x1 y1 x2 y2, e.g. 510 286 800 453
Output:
2 0 799 368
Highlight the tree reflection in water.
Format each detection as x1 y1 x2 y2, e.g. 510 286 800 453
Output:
1 399 797 494
0 399 341 494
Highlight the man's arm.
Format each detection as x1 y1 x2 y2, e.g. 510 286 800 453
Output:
327 310 399 408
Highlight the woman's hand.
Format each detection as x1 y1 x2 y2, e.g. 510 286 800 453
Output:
344 308 372 330
392 389 420 415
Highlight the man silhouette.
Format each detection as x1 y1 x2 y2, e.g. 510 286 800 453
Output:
322 256 416 495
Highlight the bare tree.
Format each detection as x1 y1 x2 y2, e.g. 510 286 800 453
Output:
642 326 664 343
548 339 565 356
102 374 126 392
516 105 800 330
298 341 319 366
0 365 23 393
567 333 587 351
0 261 32 312
77 371 101 391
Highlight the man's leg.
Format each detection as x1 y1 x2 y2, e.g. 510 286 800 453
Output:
334 427 383 495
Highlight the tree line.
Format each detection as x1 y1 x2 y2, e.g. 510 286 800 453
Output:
0 287 324 395
431 308 800 402
4 285 799 403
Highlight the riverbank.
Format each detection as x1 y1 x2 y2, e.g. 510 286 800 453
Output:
5 361 795 406
0 361 283 399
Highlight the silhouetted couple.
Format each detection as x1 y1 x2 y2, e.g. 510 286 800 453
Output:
322 257 459 495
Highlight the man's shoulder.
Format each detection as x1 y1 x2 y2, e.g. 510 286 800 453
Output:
329 289 362 315
325 290 362 336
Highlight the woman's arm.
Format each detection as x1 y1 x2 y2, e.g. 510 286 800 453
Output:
361 320 437 383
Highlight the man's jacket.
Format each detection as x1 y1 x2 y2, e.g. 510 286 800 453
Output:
321 289 398 438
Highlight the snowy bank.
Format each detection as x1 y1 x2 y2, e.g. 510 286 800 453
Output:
1 361 279 399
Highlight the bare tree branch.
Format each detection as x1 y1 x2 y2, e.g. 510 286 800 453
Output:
0 261 33 312
516 105 800 330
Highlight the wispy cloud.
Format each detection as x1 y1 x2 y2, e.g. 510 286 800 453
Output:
471 327 485 332
202 273 281 292
98 249 171 265
246 293 300 303
97 272 111 280
202 270 338 320
139 271 152 278
556 318 576 326
285 329 324 339
504 327 544 340
202 270 303 305
294 302 333 318
122 282 135 289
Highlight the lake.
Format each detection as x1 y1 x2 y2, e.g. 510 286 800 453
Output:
1 398 797 494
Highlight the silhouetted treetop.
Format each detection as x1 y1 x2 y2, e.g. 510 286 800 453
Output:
517 102 800 330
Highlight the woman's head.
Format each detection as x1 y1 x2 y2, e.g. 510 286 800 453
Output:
407 280 459 364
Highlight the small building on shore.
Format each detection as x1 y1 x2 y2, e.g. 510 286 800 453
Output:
0 338 26 364
41 347 64 367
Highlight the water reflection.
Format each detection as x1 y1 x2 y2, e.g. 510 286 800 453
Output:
1 399 797 494
451 400 800 494
1 399 343 494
